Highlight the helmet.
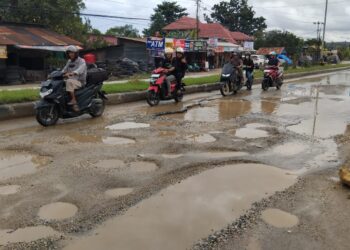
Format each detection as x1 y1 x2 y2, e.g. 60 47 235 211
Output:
165 47 174 54
270 51 277 56
245 52 251 56
176 47 184 54
66 45 79 53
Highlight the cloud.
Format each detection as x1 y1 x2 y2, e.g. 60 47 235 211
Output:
84 0 350 41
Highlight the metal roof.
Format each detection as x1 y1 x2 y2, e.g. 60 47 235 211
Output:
0 22 82 46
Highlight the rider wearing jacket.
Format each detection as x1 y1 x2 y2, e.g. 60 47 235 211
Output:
243 53 254 85
230 52 243 84
268 51 281 67
162 48 175 97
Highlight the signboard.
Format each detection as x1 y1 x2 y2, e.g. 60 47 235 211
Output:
0 46 7 59
185 40 207 52
146 37 165 50
243 41 254 51
173 39 186 49
208 38 218 48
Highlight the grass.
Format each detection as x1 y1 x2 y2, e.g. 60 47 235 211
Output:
1 64 349 105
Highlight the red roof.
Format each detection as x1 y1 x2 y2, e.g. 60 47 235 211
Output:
257 47 286 55
88 35 118 46
163 17 253 44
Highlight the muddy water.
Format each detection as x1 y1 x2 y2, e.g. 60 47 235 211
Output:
235 124 269 139
161 154 183 159
106 122 150 130
38 202 78 221
272 142 309 156
187 151 248 159
65 164 296 250
0 151 50 181
105 188 134 198
261 208 299 228
0 185 20 195
0 226 61 245
102 137 135 145
185 134 217 143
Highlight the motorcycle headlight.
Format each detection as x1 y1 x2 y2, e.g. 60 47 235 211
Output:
222 74 231 78
40 89 53 98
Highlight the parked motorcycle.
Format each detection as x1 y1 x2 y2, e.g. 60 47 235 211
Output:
146 67 185 106
35 68 108 126
261 66 284 91
220 63 243 96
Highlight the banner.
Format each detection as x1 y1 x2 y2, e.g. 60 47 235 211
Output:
208 38 218 48
146 37 165 50
0 46 7 59
243 41 254 50
173 39 186 49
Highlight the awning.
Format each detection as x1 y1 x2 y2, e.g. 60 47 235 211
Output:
14 45 83 52
215 42 239 53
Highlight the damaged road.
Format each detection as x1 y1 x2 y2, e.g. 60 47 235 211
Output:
0 70 350 249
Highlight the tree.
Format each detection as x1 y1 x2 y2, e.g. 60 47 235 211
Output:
143 1 187 36
0 0 91 43
255 30 304 56
208 0 266 35
106 25 140 38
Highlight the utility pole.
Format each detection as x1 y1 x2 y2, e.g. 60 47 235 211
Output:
322 0 329 49
314 21 324 61
196 0 200 40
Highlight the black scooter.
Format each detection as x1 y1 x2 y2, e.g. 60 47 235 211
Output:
219 63 243 96
35 69 108 126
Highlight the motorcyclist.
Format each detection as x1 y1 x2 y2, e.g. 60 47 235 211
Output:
162 47 175 97
243 52 254 87
62 45 87 111
230 52 243 85
268 51 281 67
173 47 188 87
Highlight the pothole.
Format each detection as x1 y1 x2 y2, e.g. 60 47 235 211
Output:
261 208 299 228
161 154 183 159
128 161 158 173
102 137 135 145
65 164 296 250
106 122 150 130
272 142 309 156
235 124 269 139
94 159 125 170
185 134 216 143
38 202 78 221
105 188 134 198
0 226 61 245
188 151 248 159
0 185 20 195
0 151 51 181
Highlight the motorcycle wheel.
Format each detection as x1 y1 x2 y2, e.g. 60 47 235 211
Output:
146 90 160 106
220 82 231 96
89 98 105 117
36 105 59 127
174 89 184 103
262 79 269 91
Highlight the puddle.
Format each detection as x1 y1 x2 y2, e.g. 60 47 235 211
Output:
102 137 135 145
161 154 183 159
67 133 101 143
106 122 150 130
38 202 78 221
94 159 125 170
65 164 296 250
272 142 309 156
235 125 269 139
128 161 158 172
188 151 248 159
0 185 20 195
0 226 61 245
261 208 299 228
105 188 134 198
0 151 51 181
186 134 216 143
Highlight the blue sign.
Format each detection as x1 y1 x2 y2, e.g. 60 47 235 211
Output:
147 37 165 50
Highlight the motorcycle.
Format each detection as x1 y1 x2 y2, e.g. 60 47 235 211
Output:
146 67 185 106
35 68 108 127
220 63 243 96
261 66 284 91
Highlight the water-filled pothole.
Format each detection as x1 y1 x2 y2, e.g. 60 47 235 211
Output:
106 122 150 130
0 151 51 181
188 151 248 159
235 124 269 139
272 142 309 156
185 134 216 143
102 137 135 145
261 208 299 228
105 188 134 198
0 185 20 195
0 226 60 245
65 164 296 250
38 202 78 221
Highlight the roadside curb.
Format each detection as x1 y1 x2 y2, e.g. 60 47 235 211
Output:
1 66 349 121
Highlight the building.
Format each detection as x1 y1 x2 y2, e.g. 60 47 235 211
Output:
0 22 82 84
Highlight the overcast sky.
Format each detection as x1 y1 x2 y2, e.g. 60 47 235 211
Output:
84 0 350 42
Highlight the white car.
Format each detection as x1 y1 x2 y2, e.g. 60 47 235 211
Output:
251 55 268 69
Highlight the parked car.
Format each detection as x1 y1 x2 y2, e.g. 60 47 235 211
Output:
251 55 268 69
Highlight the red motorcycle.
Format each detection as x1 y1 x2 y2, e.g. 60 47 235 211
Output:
146 68 185 106
262 66 284 91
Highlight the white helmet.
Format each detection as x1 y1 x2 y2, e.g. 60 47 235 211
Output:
270 51 277 56
165 47 174 54
66 45 79 53
176 47 184 54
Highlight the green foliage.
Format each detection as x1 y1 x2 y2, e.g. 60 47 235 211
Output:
0 0 91 43
255 30 304 56
143 1 188 36
338 48 350 60
208 0 267 35
106 25 140 38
